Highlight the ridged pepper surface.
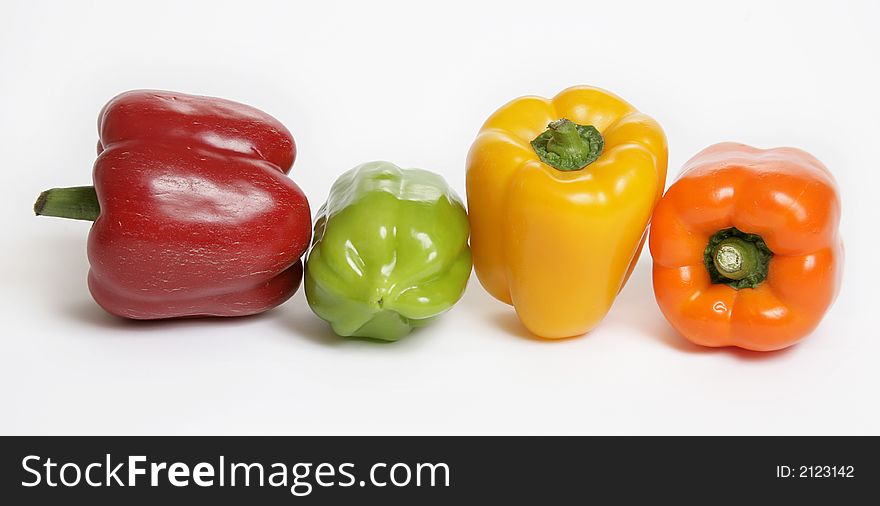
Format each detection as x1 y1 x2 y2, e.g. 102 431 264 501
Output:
466 86 667 338
305 162 471 341
35 90 311 319
650 142 842 351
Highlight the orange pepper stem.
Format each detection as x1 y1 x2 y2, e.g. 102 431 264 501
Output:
704 228 773 290
713 237 759 280
530 119 604 171
34 186 100 221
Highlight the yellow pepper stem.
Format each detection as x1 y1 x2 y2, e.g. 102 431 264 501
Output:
530 119 604 171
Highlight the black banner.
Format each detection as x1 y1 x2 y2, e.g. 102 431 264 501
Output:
1 437 875 503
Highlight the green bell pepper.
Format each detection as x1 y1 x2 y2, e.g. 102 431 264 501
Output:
304 161 472 341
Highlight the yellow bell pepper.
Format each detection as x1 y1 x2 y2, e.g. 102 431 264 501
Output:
466 86 667 338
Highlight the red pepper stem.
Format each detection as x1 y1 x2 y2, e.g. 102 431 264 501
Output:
34 186 100 221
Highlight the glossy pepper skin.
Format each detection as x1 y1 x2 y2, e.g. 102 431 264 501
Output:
36 90 311 319
466 86 667 338
305 162 472 341
650 143 842 351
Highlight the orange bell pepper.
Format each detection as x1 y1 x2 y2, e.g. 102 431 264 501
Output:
649 143 842 351
466 86 667 338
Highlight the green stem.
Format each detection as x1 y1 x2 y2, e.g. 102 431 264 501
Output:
34 186 100 221
712 237 759 281
530 119 604 171
704 228 773 290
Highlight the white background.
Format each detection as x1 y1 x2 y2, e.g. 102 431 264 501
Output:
2 0 878 435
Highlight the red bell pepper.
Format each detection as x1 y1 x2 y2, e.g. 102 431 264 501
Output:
34 90 311 319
